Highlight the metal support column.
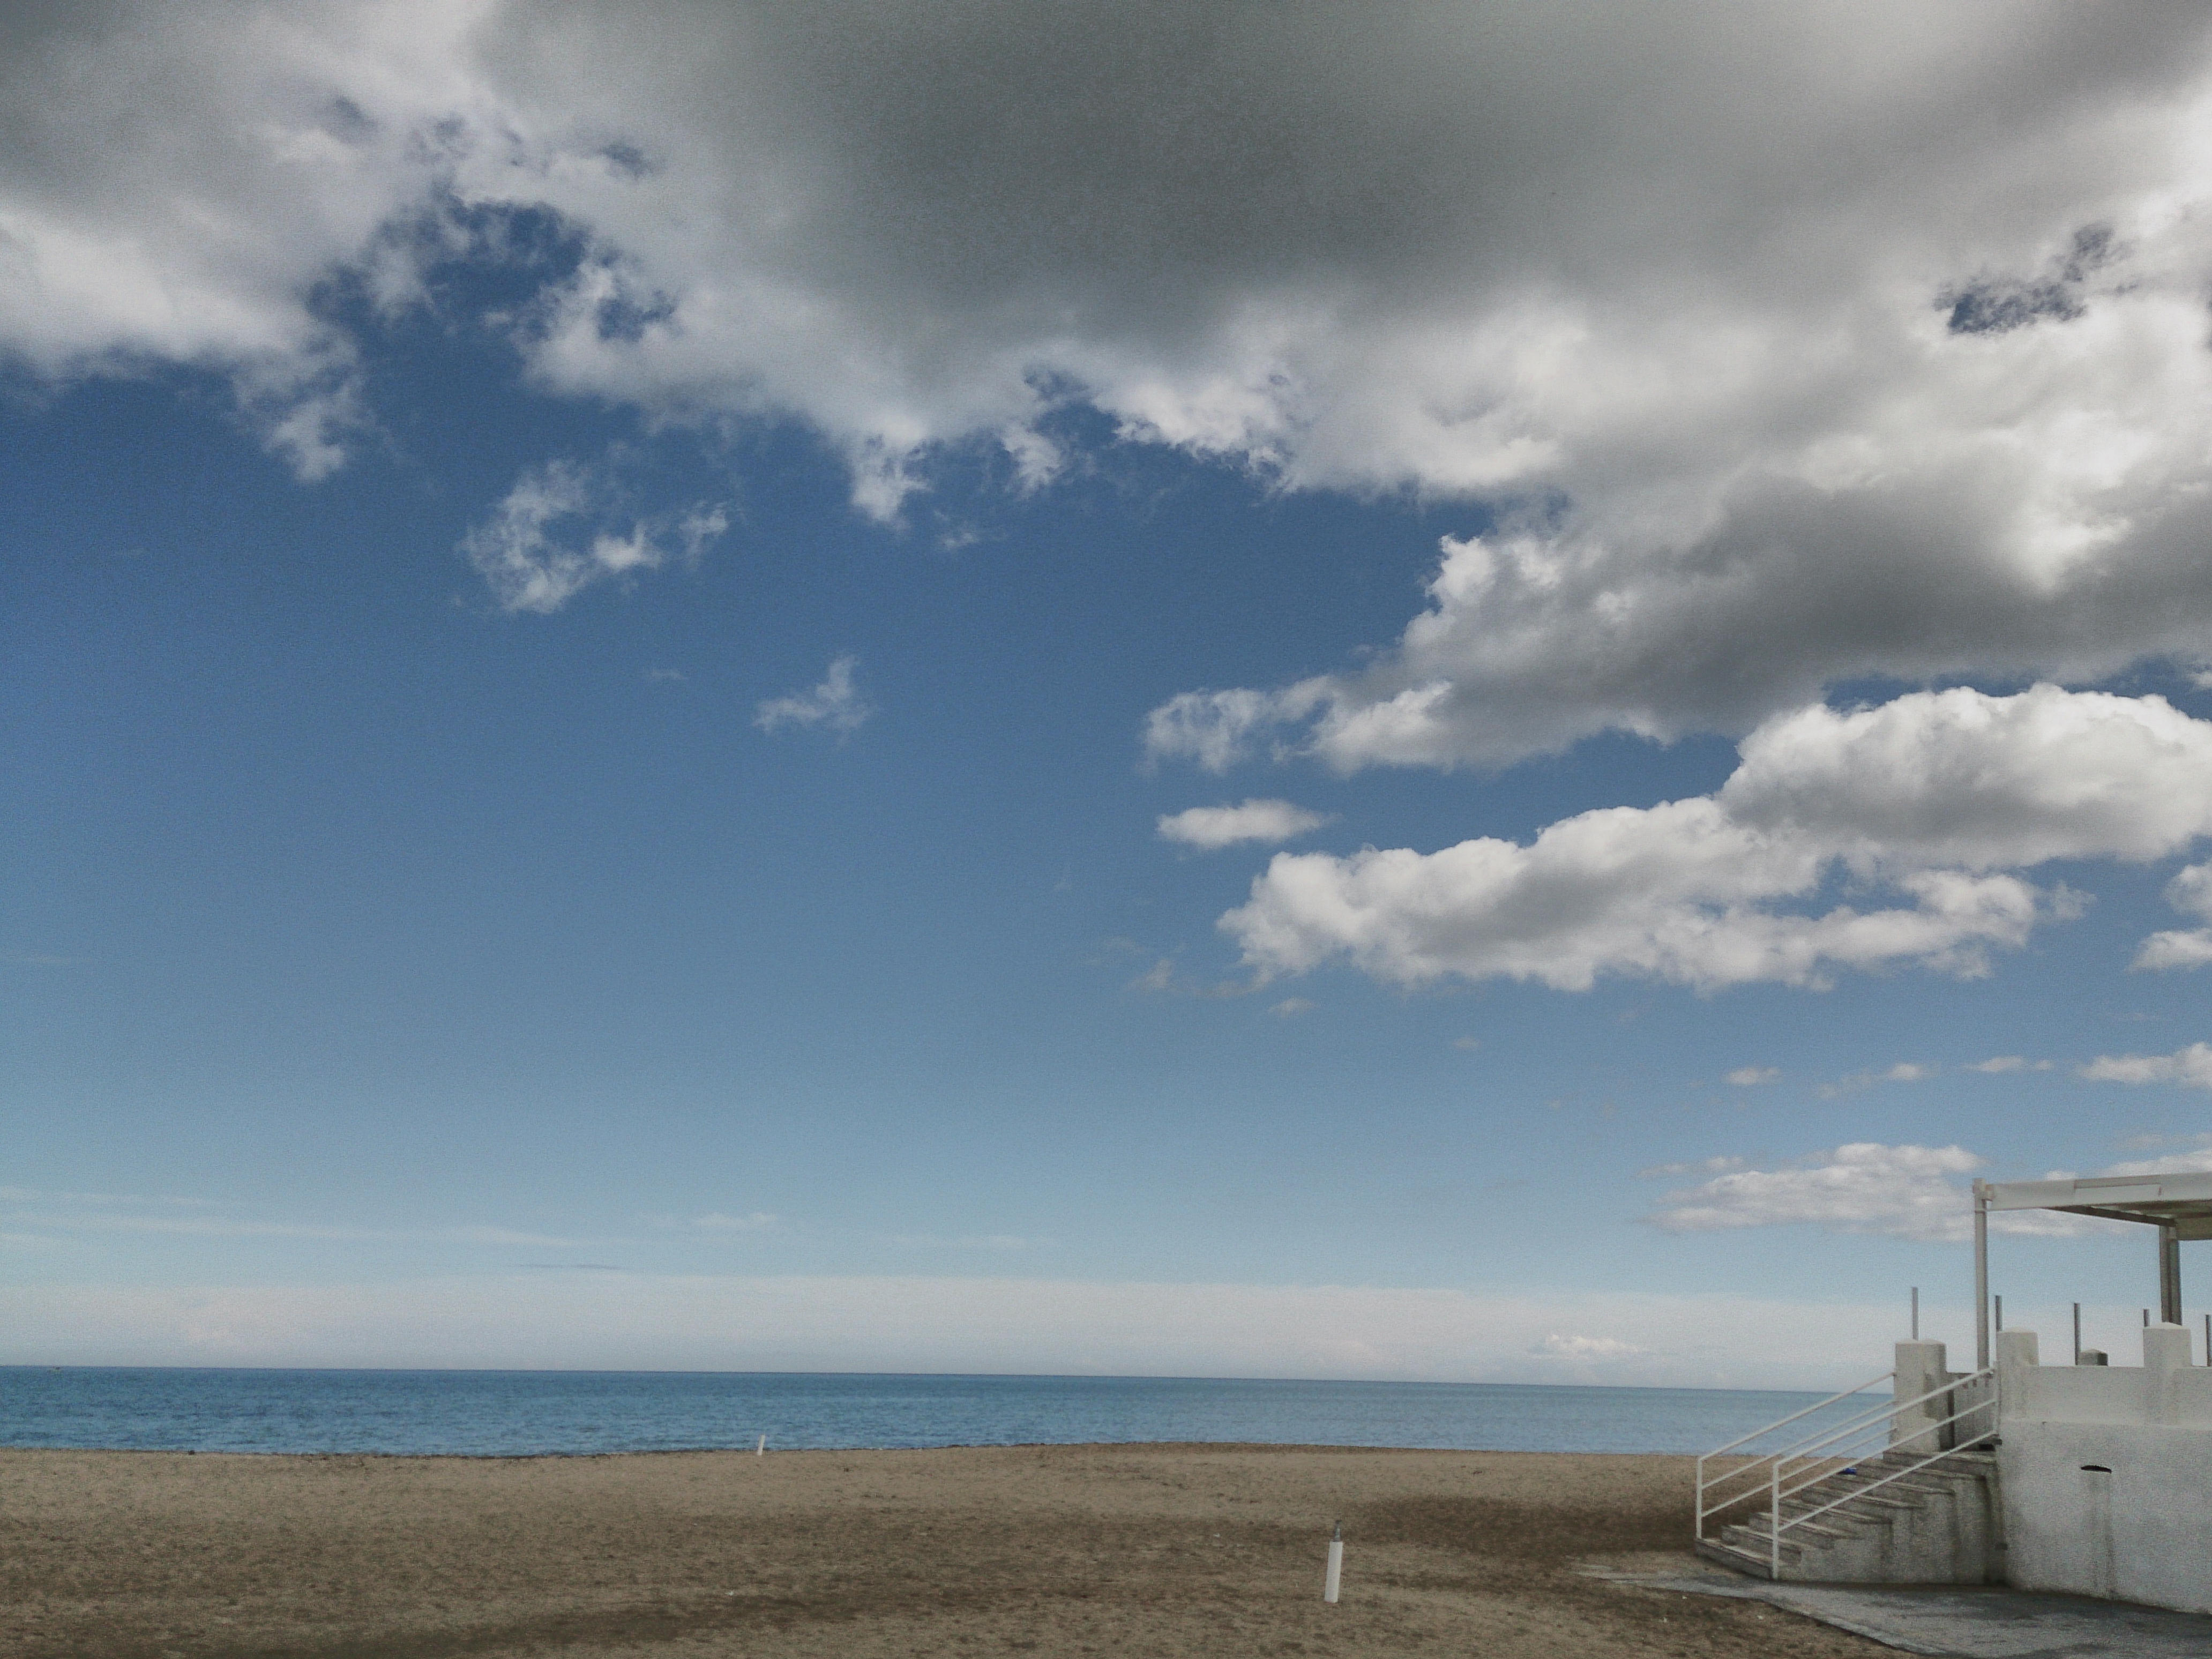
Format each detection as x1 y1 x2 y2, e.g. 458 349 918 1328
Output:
2161 1224 2183 1326
1974 1179 1991 1371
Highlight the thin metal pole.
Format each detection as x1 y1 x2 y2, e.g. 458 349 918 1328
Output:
2160 1225 2182 1325
1770 1463 1781 1579
2073 1302 2081 1365
1974 1181 1991 1371
1995 1294 2003 1332
2204 1312 2209 1365
1910 1286 1919 1340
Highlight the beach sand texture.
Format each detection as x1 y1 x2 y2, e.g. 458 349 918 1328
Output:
1 1443 1886 1657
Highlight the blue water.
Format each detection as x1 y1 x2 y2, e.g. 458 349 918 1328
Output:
0 1368 1877 1458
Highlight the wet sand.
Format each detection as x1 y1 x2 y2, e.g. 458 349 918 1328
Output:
1 1443 1886 1657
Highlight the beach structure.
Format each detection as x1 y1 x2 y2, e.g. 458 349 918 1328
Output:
1695 1171 2212 1614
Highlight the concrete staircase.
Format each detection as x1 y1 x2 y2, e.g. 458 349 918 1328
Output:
1695 1448 2001 1583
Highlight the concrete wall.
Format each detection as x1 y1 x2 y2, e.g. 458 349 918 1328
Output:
1892 1339 1994 1453
1996 1323 2212 1614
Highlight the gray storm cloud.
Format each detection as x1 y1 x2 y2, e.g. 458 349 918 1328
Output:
8 2 2212 734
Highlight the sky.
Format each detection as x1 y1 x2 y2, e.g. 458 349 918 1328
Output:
10 1 2212 1389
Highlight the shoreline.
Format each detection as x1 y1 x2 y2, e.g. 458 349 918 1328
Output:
0 1438 1709 1459
2 1442 1887 1657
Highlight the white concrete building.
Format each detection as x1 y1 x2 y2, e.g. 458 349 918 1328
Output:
1994 1322 2212 1611
1697 1171 2212 1615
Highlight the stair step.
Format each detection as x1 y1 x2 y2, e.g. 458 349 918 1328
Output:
1827 1494 1920 1515
1695 1535 1777 1578
1880 1477 1963 1497
1875 1453 1992 1476
1784 1494 1912 1522
1731 1515 1843 1548
1778 1495 1888 1522
1719 1527 1804 1567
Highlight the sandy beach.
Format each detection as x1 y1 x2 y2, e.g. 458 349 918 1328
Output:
0 1443 1888 1658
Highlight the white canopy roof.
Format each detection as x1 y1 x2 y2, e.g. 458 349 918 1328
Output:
1984 1172 2212 1240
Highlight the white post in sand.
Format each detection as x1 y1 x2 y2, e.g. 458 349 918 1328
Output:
756 1434 766 1456
1323 1522 1342 1603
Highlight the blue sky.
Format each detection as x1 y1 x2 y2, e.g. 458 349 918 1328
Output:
9 2 2212 1386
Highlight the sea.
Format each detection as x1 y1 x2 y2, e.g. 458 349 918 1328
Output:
0 1368 1873 1459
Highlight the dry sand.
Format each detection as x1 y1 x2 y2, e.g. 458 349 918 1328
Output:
1 1443 1887 1658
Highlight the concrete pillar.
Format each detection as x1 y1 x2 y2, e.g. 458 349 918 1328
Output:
1974 1182 1991 1371
1895 1340 1951 1454
2147 1321 2191 1424
1993 1329 2038 1439
2146 1322 2190 1370
2159 1226 2183 1326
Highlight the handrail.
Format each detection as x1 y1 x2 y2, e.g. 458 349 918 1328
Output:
1766 1387 1995 1513
1694 1364 1998 1576
1698 1368 1894 1461
1762 1371 1994 1576
1773 1369 1992 1466
1694 1369 1894 1537
1783 1398 1996 1536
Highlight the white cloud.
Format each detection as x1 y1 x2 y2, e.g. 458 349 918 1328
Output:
2165 863 2212 920
462 461 726 613
2133 861 2212 969
1817 1064 1933 1099
2099 1147 2212 1177
2081 1042 2212 1088
1268 997 1314 1019
1130 957 1176 995
1531 1333 1645 1361
1648 1142 1981 1241
1724 1066 1778 1087
1638 1156 1746 1179
754 655 871 735
1715 690 2212 870
0 2 474 475
1156 798 1331 850
1644 1141 2183 1240
1648 1142 2044 1243
1219 685 2212 992
2133 931 2212 971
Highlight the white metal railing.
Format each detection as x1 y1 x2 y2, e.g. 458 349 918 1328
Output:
1695 1367 1997 1577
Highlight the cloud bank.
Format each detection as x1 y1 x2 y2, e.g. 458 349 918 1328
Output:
1221 685 2212 991
0 1272 1942 1390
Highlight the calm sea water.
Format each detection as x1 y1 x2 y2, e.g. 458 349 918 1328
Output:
0 1368 1871 1458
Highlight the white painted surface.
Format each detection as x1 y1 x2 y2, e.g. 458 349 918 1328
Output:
1984 1172 2212 1212
1997 1324 2212 1615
